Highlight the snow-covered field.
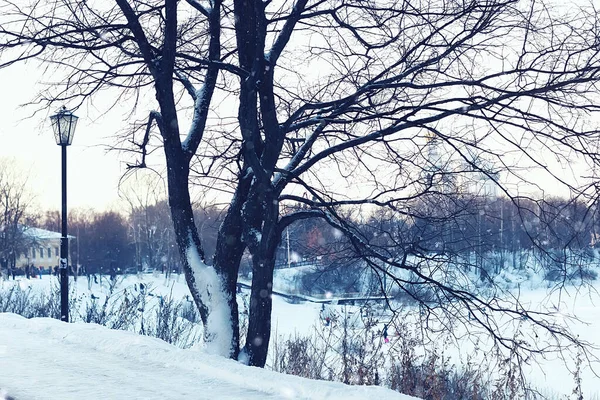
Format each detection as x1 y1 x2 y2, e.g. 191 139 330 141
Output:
1 271 600 398
0 313 415 400
510 284 600 398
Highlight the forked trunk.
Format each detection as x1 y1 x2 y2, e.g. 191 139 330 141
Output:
165 147 236 357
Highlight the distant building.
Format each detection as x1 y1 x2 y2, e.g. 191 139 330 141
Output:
422 134 500 197
423 132 458 193
15 227 75 272
459 166 499 197
459 154 499 197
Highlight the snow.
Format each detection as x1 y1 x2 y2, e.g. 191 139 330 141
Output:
2 265 600 398
182 85 207 152
0 313 415 400
24 227 72 240
507 285 600 397
249 228 262 244
186 238 233 357
246 267 600 398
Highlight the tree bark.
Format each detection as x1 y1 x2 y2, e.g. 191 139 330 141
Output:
163 152 210 324
212 171 253 359
244 249 276 367
241 186 280 367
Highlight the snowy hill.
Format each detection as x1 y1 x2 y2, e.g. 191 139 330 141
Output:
2 272 600 398
0 313 416 400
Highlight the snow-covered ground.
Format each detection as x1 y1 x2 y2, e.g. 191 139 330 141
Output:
510 284 600 398
1 271 600 398
0 313 415 400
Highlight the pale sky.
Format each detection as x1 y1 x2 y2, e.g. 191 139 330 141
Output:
0 65 136 212
0 54 596 216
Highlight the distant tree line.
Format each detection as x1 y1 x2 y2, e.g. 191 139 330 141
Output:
369 194 594 257
39 201 223 277
279 193 599 295
282 194 595 262
4 189 595 281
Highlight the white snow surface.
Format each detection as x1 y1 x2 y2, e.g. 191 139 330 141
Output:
0 313 415 400
23 226 71 240
186 240 233 357
2 265 600 398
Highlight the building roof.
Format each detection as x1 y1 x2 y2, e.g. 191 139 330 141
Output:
24 227 75 240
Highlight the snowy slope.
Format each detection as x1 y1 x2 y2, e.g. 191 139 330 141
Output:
3 273 600 398
0 313 416 400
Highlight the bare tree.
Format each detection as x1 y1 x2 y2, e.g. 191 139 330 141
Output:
121 171 222 274
0 158 37 277
120 171 172 273
2 0 600 369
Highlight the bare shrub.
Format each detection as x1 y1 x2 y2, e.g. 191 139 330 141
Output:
0 284 62 319
81 280 118 325
0 281 201 349
145 295 200 347
180 296 200 323
267 305 533 400
107 290 142 331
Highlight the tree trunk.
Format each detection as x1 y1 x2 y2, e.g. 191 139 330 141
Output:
212 171 253 359
164 152 209 322
243 250 276 367
241 188 280 367
154 66 234 353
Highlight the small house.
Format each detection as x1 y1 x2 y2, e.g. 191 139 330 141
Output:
15 227 75 273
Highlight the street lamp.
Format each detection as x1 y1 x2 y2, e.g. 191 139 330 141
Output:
50 106 78 322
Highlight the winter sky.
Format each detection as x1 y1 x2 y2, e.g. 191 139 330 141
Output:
0 56 596 214
0 64 137 212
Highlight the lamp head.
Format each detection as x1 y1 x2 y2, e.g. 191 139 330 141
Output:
50 106 78 146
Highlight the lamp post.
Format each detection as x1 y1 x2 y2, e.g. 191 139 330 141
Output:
50 106 78 322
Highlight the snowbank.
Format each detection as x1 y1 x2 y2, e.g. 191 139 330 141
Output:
186 242 233 356
0 313 417 400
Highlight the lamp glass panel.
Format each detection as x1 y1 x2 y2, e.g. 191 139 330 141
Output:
50 112 78 145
